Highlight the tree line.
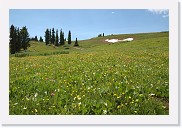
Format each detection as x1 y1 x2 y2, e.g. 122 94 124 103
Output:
45 28 66 46
9 25 30 54
44 28 78 46
9 25 79 54
30 35 43 42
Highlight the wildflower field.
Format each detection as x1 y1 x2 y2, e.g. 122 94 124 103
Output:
9 32 169 115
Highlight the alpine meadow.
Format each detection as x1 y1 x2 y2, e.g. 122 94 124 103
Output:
9 9 169 115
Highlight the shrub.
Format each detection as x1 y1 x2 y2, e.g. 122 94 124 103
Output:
15 53 30 57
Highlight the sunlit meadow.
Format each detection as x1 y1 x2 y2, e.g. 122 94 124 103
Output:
9 32 169 115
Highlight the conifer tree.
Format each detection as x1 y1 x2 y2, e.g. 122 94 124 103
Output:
15 28 21 52
35 36 38 41
49 29 51 44
55 29 59 46
39 36 43 42
51 28 55 45
74 37 79 47
45 29 49 45
59 29 64 45
9 25 16 54
20 26 30 50
68 30 71 45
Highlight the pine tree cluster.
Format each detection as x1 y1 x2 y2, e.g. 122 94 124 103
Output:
44 28 79 47
9 25 30 54
9 25 80 54
45 28 65 46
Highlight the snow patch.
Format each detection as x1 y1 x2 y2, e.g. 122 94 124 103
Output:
105 38 133 43
122 38 133 42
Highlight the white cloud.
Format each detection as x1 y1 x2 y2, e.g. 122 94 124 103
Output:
111 12 115 14
147 9 169 18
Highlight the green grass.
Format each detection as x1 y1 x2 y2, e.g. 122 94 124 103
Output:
9 32 169 115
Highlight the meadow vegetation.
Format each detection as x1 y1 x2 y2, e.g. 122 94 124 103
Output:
9 32 169 115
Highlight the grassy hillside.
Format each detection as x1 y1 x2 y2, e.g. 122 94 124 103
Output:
9 32 169 115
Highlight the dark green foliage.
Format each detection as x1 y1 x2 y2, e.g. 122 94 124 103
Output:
55 29 59 46
51 28 55 45
74 38 79 47
45 29 49 45
59 29 65 45
9 25 30 54
49 29 51 44
103 33 104 37
39 51 69 56
15 53 30 57
20 26 30 50
15 28 21 52
10 25 16 54
98 34 102 37
14 51 69 57
39 36 43 42
68 30 71 45
34 36 38 41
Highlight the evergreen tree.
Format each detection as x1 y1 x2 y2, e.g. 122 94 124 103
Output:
39 36 43 42
35 36 38 41
45 29 49 45
9 25 16 54
98 34 102 37
20 26 30 50
51 28 55 45
15 28 21 52
55 29 59 46
68 30 71 45
59 29 64 45
103 33 104 37
74 38 79 47
62 32 65 45
49 29 51 44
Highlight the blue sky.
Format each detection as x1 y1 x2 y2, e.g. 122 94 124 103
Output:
9 9 169 41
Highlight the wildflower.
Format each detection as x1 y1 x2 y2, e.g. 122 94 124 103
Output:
117 105 120 109
51 93 55 96
26 97 30 101
44 91 47 95
35 109 38 113
162 106 166 109
78 102 81 106
149 93 155 97
113 94 117 96
104 102 107 106
117 96 121 99
103 110 107 114
139 94 143 97
129 96 131 99
34 93 38 97
74 97 77 100
77 95 81 100
23 107 27 110
14 103 18 105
